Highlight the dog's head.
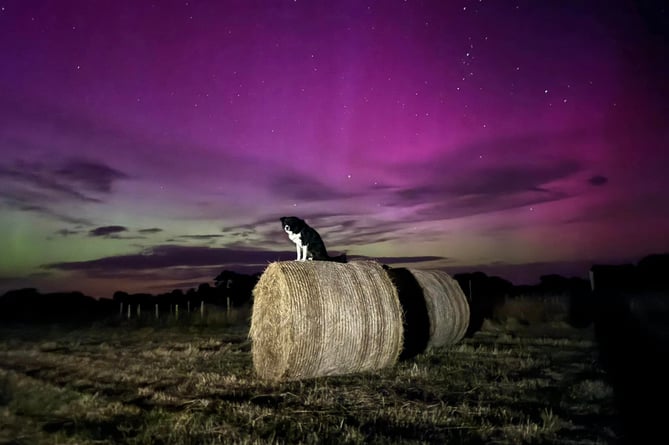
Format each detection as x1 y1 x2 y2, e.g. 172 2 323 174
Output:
280 216 305 234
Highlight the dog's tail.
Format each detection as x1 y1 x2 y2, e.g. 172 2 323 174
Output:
329 253 347 263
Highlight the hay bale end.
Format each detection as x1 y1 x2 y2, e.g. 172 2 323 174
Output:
250 261 404 381
408 269 470 349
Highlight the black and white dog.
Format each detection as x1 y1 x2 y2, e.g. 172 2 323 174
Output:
280 216 347 262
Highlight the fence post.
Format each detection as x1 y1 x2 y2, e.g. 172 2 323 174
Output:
200 301 204 319
119 302 124 317
226 297 231 315
175 304 179 320
127 304 131 320
137 304 141 318
155 303 159 319
187 300 191 313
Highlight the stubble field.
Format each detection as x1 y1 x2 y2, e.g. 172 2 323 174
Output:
0 313 619 444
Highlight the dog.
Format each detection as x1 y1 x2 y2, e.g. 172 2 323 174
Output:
280 216 347 262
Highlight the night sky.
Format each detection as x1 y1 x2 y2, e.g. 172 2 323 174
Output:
1 0 668 298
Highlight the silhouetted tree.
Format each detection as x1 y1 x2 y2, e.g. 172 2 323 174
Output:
0 288 112 322
213 270 259 306
637 253 669 291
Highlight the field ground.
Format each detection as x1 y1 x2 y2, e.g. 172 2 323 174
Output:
0 317 620 444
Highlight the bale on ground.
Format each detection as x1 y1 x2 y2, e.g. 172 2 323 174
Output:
408 269 470 348
384 267 430 360
250 261 404 381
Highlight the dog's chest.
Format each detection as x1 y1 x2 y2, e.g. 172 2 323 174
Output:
286 229 304 246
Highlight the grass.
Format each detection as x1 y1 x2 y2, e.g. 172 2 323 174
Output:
492 294 571 325
0 316 619 444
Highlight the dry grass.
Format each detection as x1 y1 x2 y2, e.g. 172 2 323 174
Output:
493 294 570 325
0 318 619 444
250 261 403 381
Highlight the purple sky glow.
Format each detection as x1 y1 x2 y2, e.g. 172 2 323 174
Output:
1 0 668 297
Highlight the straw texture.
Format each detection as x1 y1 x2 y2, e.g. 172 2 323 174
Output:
408 269 470 348
250 261 404 381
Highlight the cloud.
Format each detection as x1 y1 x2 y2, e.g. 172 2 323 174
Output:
0 160 103 203
0 189 93 225
388 160 579 208
222 212 447 251
451 160 580 197
70 265 226 284
0 94 267 198
350 255 447 264
372 132 585 221
224 214 388 249
0 157 129 224
138 228 163 234
54 228 81 237
89 225 128 237
55 159 128 193
43 244 448 279
173 234 226 240
588 175 608 186
44 245 293 273
413 188 569 221
312 217 413 246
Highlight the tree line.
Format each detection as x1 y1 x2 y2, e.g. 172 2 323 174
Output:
0 270 260 323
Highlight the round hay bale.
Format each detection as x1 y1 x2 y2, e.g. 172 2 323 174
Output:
250 261 404 381
408 269 470 348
